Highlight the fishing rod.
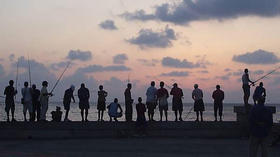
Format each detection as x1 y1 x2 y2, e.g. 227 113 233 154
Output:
28 54 32 87
253 66 280 85
50 62 71 94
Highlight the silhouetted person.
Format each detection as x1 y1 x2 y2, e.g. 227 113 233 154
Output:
107 98 123 122
212 85 225 122
40 81 53 121
249 96 272 157
97 85 107 121
253 82 266 105
157 81 169 121
31 84 41 121
78 83 90 122
124 83 133 122
170 83 184 122
4 80 17 122
192 84 204 122
63 85 75 121
242 69 254 107
146 81 157 121
51 106 62 122
21 82 33 121
136 97 147 136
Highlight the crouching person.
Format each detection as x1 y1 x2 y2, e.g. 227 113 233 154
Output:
136 97 147 136
51 106 63 122
107 98 123 122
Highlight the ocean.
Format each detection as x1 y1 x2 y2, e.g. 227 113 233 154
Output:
0 102 279 122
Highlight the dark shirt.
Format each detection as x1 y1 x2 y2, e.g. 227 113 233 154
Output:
63 88 75 104
124 88 132 103
4 85 16 102
170 87 183 101
98 90 107 102
78 87 90 104
212 89 224 103
32 89 41 103
136 103 146 119
253 86 266 99
157 88 169 99
249 103 273 138
51 111 62 122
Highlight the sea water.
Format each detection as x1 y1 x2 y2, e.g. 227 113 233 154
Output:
0 102 279 122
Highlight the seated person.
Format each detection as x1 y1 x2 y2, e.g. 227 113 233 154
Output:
51 106 63 122
107 98 123 122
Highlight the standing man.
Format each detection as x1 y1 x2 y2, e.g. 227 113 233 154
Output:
146 81 157 121
249 96 273 157
212 85 225 122
242 68 254 106
21 82 33 121
97 85 107 122
124 83 133 122
31 84 41 122
63 85 75 121
40 81 53 122
253 82 266 105
170 83 184 122
78 83 90 122
4 80 17 122
157 81 169 122
192 84 204 122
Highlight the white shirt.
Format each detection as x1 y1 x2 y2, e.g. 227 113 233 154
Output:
21 87 32 102
192 88 203 101
40 86 49 105
146 86 157 102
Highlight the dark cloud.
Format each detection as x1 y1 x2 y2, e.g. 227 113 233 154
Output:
50 61 71 70
215 75 230 80
137 59 159 67
224 68 231 72
162 57 207 69
232 49 280 64
232 69 243 76
77 65 131 73
0 64 5 75
113 54 128 64
160 71 189 77
253 70 264 75
122 0 280 25
127 26 176 49
66 49 92 61
198 70 208 74
99 20 118 30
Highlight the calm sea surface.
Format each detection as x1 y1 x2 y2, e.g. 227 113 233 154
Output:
0 102 279 122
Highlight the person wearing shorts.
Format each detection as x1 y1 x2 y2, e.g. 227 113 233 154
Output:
97 85 107 121
192 84 204 122
21 82 33 122
157 81 169 122
4 80 17 122
146 81 157 121
78 83 90 122
63 85 75 121
170 83 184 122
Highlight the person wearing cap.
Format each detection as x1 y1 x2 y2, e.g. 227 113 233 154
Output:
78 83 90 122
157 81 169 122
253 82 266 105
212 85 225 122
170 83 184 122
63 85 76 121
192 84 204 122
4 80 17 122
40 81 53 121
242 68 254 107
97 85 108 121
249 96 273 157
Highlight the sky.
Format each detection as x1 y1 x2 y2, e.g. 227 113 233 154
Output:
0 0 280 103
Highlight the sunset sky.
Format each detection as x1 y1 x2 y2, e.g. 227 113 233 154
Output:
1 0 280 103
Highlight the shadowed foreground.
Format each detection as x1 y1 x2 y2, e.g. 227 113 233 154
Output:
0 138 279 157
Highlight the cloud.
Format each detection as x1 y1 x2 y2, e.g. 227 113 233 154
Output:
253 70 264 75
9 54 15 62
162 57 207 69
77 65 131 73
232 69 243 76
99 20 118 30
215 75 230 80
160 71 189 77
113 54 128 64
121 0 280 25
198 70 208 74
224 68 231 72
0 64 5 76
232 49 280 64
66 49 92 61
50 61 71 70
127 26 176 49
137 59 159 67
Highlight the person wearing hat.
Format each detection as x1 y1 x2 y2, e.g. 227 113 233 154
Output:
170 83 184 121
63 85 76 121
40 81 53 121
192 84 204 122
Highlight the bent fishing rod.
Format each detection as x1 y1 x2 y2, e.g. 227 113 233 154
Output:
250 66 280 86
50 62 71 94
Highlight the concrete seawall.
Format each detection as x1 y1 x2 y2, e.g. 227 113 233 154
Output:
0 121 279 140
